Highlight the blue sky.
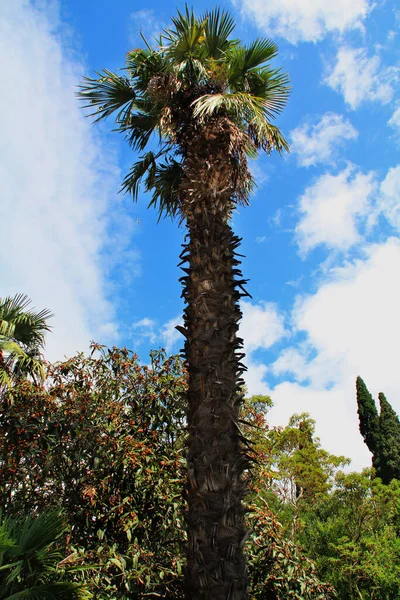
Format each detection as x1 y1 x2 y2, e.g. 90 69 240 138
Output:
1 0 399 469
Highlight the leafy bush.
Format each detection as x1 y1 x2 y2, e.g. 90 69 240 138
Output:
1 346 335 598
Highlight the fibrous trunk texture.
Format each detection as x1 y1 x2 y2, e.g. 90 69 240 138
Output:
180 203 250 600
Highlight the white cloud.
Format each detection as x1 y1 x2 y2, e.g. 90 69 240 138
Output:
240 300 286 396
378 165 400 231
129 313 183 353
160 314 183 352
267 238 400 469
290 113 358 167
0 1 131 360
131 318 158 345
295 166 376 255
128 9 164 46
235 0 371 44
240 300 286 354
325 46 398 109
388 107 400 139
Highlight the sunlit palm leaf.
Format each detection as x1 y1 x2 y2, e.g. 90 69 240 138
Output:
163 7 206 63
248 119 289 155
0 295 52 347
78 69 136 123
192 92 266 122
201 8 236 59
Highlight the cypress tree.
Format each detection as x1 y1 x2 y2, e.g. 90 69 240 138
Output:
376 392 400 484
356 377 400 484
356 376 379 454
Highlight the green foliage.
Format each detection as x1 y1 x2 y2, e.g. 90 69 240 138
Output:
298 470 400 600
0 510 91 599
356 377 400 484
1 346 187 599
0 294 52 388
1 354 334 599
377 392 400 484
356 376 379 454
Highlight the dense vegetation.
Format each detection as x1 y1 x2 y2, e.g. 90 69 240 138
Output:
1 342 399 599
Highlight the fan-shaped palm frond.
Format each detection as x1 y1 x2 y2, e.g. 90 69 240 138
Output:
126 48 169 94
0 295 52 347
78 69 136 123
120 152 157 200
163 6 206 60
201 8 237 59
0 295 52 387
148 158 184 219
192 92 266 122
4 582 92 599
229 38 278 77
0 512 91 600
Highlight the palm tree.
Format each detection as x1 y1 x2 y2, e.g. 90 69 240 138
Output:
0 510 91 599
79 8 289 599
0 294 52 388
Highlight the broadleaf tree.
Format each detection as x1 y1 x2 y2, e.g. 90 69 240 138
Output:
78 8 290 599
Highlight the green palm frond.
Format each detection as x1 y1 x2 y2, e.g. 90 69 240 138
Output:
4 583 92 599
260 68 291 117
229 38 278 76
148 158 184 219
121 113 159 150
0 295 52 347
78 69 136 123
192 92 267 122
126 49 169 93
248 119 290 155
5 511 66 557
163 6 206 63
0 512 92 600
201 8 236 59
120 152 157 200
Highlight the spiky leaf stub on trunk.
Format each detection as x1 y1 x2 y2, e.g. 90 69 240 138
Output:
180 212 250 600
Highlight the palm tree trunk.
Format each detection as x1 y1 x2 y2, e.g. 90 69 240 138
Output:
180 202 250 600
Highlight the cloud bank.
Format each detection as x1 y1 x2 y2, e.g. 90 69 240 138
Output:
0 0 129 360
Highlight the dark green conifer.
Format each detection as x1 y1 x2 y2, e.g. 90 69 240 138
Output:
376 392 400 484
356 376 379 454
356 377 400 484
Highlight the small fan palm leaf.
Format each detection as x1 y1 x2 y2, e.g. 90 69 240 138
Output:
0 295 52 348
4 582 92 600
4 511 67 558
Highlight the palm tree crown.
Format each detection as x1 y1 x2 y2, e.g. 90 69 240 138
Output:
78 7 289 216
